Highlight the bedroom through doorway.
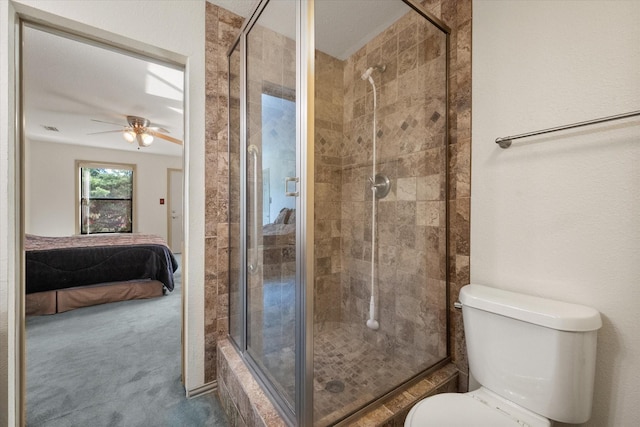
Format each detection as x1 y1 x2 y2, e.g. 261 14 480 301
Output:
21 22 187 425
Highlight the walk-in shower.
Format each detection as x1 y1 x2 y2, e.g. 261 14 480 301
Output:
228 0 450 425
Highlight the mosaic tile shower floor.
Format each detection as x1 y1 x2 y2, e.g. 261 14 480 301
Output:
262 320 440 426
313 321 439 425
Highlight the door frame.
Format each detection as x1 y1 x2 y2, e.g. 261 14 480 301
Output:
167 168 184 254
226 0 315 424
8 8 193 425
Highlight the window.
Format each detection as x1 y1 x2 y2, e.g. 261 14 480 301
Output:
78 162 135 234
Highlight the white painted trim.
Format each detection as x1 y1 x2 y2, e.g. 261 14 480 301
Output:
1 2 20 423
74 160 137 235
181 52 207 392
186 380 218 399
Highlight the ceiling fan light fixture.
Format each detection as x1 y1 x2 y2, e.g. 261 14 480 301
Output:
136 132 154 147
123 129 136 143
91 115 181 148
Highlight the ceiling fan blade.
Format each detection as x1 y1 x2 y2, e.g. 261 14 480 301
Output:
147 126 170 133
87 130 124 135
91 119 125 127
148 130 183 145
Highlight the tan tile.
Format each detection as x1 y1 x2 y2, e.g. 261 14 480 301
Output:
396 177 417 201
405 377 437 400
352 406 394 427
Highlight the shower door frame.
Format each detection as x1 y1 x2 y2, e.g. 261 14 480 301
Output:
227 0 315 425
297 1 315 426
229 0 451 425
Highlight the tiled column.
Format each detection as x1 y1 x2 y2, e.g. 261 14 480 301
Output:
204 3 243 383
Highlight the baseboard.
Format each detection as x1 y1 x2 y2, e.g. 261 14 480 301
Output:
187 380 218 398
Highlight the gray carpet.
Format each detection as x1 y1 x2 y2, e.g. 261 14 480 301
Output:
26 256 230 427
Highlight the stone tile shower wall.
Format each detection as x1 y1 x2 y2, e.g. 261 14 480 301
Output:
228 35 241 353
440 0 472 390
312 8 449 367
206 0 472 394
312 0 472 391
313 50 345 329
205 3 243 383
343 0 473 391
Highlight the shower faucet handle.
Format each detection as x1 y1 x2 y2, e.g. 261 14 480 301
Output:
369 174 391 199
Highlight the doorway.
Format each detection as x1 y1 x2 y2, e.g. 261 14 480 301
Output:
21 21 187 424
167 168 184 254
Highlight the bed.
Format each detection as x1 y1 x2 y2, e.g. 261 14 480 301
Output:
261 208 296 282
25 233 178 315
262 208 296 247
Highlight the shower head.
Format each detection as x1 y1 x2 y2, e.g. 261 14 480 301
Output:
360 64 386 81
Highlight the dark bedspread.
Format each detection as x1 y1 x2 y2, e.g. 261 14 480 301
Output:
25 234 178 294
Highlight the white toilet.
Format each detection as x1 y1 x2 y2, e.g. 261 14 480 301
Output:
405 284 602 426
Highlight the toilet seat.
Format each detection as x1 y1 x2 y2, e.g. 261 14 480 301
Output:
404 388 551 427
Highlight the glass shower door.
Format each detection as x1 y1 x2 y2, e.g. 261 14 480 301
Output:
312 1 450 424
245 0 298 413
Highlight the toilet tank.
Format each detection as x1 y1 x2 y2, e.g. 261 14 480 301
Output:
459 284 602 424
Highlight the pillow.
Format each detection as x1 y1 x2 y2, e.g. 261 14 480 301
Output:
286 209 296 224
273 208 290 224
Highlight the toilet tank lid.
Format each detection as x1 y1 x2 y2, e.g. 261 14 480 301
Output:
460 284 602 331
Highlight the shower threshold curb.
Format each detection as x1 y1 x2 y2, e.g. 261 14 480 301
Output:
217 338 288 427
219 336 458 427
333 362 459 427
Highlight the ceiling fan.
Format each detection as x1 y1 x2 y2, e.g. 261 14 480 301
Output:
89 115 182 148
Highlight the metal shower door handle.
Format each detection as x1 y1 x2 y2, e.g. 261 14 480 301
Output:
247 145 260 274
285 176 299 197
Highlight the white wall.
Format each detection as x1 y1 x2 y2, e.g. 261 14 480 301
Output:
1 1 207 423
25 139 182 240
472 1 640 426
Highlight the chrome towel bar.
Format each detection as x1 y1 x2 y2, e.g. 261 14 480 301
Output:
496 110 640 149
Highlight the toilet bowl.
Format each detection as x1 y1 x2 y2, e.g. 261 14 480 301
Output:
405 387 550 427
404 284 601 427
